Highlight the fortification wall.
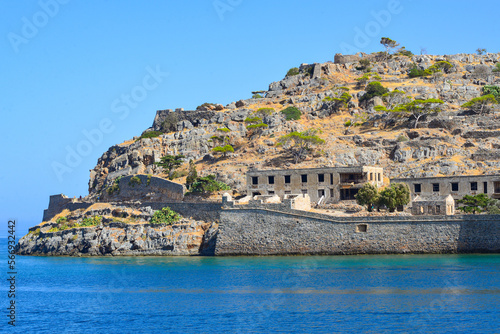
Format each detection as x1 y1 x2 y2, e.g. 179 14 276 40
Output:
42 195 92 222
141 202 222 222
215 208 500 256
102 175 184 202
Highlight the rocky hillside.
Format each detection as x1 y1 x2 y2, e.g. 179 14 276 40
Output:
16 203 218 256
88 52 500 198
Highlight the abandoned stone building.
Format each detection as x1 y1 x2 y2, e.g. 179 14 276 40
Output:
391 174 500 203
246 166 384 203
411 195 455 216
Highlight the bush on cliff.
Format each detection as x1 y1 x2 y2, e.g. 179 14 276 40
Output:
150 207 181 225
280 106 301 120
137 131 163 141
359 81 389 103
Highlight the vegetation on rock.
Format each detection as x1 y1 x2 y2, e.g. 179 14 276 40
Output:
280 106 301 120
187 175 230 195
150 207 181 225
277 129 325 164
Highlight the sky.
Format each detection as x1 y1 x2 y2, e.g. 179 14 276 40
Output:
1 0 499 238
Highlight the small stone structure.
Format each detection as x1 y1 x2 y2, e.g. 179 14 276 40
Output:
412 195 455 216
223 193 312 212
246 166 383 204
391 174 500 201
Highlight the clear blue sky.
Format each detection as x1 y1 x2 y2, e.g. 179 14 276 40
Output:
1 0 498 237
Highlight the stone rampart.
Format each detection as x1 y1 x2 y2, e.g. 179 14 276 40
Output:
42 195 92 222
215 208 500 255
102 175 184 202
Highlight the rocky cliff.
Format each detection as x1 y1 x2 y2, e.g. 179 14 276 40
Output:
88 53 500 199
16 203 218 256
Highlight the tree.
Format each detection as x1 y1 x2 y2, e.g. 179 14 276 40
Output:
461 95 498 115
493 63 500 73
380 37 400 58
476 48 487 55
378 183 410 212
188 175 231 195
374 89 411 113
277 129 325 164
397 98 444 128
457 194 492 214
211 127 234 158
185 159 198 189
155 154 185 176
355 183 379 212
244 116 268 137
212 144 234 158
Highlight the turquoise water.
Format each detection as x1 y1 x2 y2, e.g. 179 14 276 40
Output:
2 239 499 333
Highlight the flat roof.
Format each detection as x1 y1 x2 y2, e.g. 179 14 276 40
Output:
391 174 500 182
247 166 382 175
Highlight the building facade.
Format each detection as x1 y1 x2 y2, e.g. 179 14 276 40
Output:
411 195 455 216
246 166 384 204
391 174 500 202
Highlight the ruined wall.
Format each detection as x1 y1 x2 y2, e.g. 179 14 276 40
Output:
102 174 184 202
43 195 92 222
215 209 500 256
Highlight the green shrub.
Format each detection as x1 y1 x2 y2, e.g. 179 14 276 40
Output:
252 94 263 99
256 107 275 115
245 116 262 123
187 175 231 195
150 207 181 225
396 135 409 142
359 81 389 103
79 216 102 227
355 58 371 72
408 65 432 78
246 123 269 130
169 170 188 180
493 63 500 72
286 67 300 77
280 106 301 120
482 85 500 101
107 176 122 195
344 120 352 127
56 216 68 224
137 131 163 141
128 176 142 187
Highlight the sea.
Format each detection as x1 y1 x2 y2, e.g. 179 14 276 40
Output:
1 238 499 333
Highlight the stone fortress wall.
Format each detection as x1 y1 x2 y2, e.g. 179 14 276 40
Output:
215 206 500 256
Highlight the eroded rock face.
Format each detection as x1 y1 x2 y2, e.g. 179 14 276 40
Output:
16 220 218 256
